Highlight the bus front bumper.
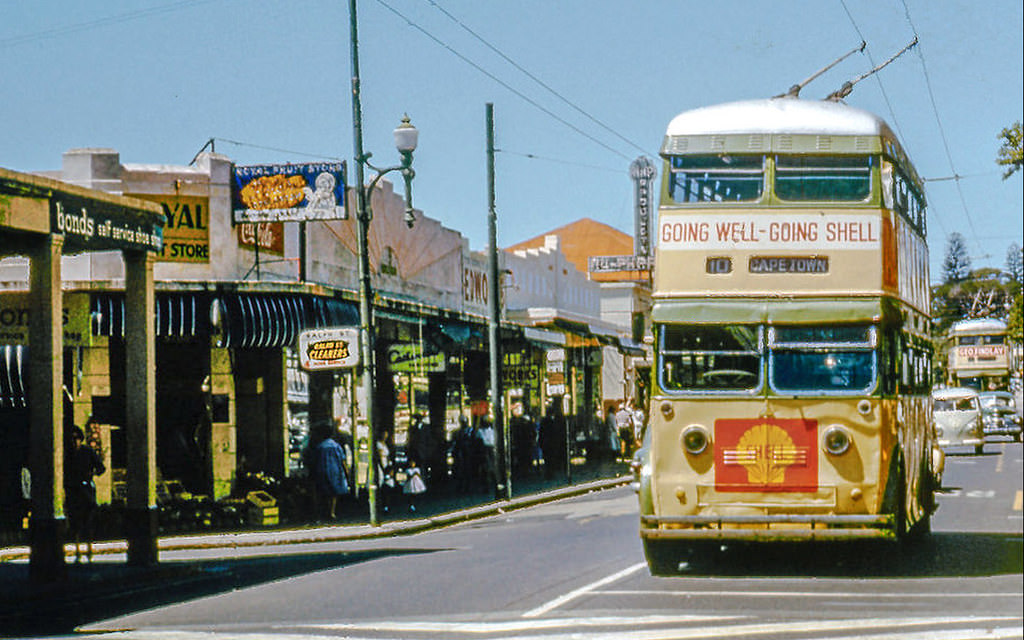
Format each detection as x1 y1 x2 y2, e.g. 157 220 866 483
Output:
640 514 896 541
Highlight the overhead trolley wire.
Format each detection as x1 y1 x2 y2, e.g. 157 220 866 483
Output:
837 0 950 239
424 0 653 159
373 0 632 161
898 0 983 255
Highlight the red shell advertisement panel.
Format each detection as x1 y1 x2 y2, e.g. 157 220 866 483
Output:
714 418 817 492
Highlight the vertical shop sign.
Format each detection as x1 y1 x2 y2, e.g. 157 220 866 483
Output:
630 156 657 258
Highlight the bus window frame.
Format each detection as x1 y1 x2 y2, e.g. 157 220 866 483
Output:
774 154 874 203
666 154 766 205
656 324 764 395
767 324 879 396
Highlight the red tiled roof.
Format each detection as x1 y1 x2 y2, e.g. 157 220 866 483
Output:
504 218 633 274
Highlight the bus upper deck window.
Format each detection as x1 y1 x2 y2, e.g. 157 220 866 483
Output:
775 155 872 202
768 325 877 394
658 324 762 392
668 155 764 204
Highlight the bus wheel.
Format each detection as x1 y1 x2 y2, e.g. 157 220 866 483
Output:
908 510 931 540
643 538 681 576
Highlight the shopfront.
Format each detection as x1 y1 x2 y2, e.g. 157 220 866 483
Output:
0 166 164 580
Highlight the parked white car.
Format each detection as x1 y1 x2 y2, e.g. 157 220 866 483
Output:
933 387 985 455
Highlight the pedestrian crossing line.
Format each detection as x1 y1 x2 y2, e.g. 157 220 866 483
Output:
297 616 1023 640
86 616 1024 640
298 615 1024 640
294 614 741 634
598 589 1024 599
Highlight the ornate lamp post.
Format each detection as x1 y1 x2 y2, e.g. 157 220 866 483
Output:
349 0 417 526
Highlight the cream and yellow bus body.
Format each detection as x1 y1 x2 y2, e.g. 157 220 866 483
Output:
640 98 939 570
946 318 1012 390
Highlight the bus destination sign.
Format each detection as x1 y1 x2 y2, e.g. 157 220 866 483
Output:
749 256 829 274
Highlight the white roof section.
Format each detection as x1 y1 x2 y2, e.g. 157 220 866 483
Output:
932 386 980 401
664 98 892 138
950 317 1008 333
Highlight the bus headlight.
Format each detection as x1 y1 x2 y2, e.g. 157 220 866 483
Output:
822 425 851 456
681 425 710 455
660 401 674 420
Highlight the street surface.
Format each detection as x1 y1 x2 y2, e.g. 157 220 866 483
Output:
66 441 1022 640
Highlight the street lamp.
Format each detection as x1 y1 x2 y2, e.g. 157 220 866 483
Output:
349 0 417 526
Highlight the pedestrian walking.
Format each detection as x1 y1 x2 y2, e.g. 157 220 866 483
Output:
65 424 105 562
540 399 567 479
615 402 634 459
312 423 349 521
402 459 427 512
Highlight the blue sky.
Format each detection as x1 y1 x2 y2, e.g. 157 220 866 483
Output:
3 0 1021 280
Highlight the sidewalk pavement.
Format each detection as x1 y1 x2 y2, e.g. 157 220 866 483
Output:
1 473 630 562
0 469 632 637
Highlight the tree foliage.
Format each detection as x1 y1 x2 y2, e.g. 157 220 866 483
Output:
997 121 1023 179
931 242 1022 336
941 232 972 283
1007 244 1024 343
1007 242 1023 284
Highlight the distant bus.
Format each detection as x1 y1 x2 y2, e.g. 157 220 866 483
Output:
637 97 942 574
946 318 1012 391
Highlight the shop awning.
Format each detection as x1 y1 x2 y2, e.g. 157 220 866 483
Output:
91 292 359 348
217 294 358 348
523 326 567 346
92 292 212 339
0 345 27 408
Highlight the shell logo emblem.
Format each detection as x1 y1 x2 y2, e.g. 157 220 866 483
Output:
715 418 817 492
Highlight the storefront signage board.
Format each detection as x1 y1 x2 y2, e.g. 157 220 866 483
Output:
232 162 347 223
298 327 359 370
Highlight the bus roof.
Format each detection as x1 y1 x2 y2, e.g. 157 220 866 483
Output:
950 318 1007 334
664 97 894 138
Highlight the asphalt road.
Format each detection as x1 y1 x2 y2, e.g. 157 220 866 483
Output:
61 440 1023 640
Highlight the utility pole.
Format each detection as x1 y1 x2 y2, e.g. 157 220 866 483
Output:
487 103 510 501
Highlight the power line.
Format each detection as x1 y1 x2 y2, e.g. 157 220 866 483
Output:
0 0 217 49
924 171 1002 183
837 0 906 141
424 0 652 158
837 0 949 239
195 137 342 163
372 0 632 161
497 149 624 174
899 0 983 256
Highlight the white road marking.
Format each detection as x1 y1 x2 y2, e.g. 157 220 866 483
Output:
521 561 646 618
303 616 1024 640
113 616 1022 640
297 614 740 634
599 589 1023 599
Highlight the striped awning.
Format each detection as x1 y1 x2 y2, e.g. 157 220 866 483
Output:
92 292 212 339
216 293 358 348
0 344 27 408
91 292 358 348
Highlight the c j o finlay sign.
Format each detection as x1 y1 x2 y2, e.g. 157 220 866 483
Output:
298 328 359 371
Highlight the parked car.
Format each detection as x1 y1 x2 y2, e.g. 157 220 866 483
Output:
933 387 985 455
978 391 1023 442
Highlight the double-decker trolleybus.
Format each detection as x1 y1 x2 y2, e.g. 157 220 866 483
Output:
946 317 1013 391
637 96 942 574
